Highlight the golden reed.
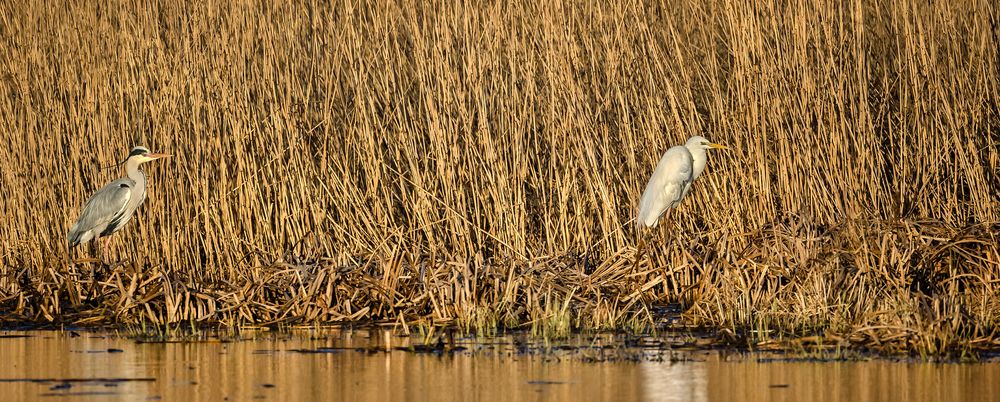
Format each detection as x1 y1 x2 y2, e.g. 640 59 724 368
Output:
0 0 996 355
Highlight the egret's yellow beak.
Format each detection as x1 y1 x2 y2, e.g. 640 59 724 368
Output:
147 153 172 159
708 143 728 150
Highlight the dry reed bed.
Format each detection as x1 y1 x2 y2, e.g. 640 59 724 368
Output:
0 0 997 355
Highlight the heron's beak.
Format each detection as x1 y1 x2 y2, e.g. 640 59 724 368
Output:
146 153 172 159
707 143 728 150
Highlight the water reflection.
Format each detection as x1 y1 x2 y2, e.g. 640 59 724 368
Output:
703 359 1000 402
0 330 997 402
641 360 708 402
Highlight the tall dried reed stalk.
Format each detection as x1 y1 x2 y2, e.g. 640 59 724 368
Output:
0 0 996 354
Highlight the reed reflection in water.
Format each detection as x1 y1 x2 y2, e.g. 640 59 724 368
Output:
1 331 997 402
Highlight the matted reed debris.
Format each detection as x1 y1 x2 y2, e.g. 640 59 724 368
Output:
0 0 997 357
4 218 1000 357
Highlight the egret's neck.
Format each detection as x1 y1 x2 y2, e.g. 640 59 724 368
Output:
687 146 708 180
125 158 147 185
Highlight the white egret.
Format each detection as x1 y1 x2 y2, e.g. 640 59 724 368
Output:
637 136 727 228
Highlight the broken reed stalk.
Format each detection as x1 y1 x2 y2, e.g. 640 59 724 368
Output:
0 0 997 356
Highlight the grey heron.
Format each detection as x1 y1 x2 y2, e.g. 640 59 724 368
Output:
68 146 171 262
637 136 727 228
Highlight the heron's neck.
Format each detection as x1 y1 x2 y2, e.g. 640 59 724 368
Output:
687 146 708 179
125 159 147 185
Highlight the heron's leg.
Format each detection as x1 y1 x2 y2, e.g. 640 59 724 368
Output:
101 237 112 264
85 238 101 301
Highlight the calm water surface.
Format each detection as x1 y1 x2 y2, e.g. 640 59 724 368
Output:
0 330 997 401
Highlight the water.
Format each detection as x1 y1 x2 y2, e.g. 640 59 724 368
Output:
1 330 997 401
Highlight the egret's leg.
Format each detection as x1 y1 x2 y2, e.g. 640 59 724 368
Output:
633 232 648 273
662 209 678 248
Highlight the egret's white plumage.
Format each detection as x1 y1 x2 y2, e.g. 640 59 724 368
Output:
637 136 726 228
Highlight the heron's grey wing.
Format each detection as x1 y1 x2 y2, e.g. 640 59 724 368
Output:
68 179 134 246
638 146 694 228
